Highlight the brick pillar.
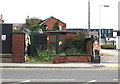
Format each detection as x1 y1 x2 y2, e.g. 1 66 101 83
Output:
12 33 25 63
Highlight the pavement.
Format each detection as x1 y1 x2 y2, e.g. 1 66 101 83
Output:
0 49 119 69
0 63 119 70
100 49 119 63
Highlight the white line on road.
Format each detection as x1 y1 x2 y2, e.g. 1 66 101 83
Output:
2 79 77 82
21 80 31 82
81 80 97 84
113 79 119 81
32 79 77 81
88 80 96 82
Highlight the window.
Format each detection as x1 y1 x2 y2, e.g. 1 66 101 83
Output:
59 25 62 30
108 29 111 33
105 29 107 33
104 34 106 37
102 29 104 33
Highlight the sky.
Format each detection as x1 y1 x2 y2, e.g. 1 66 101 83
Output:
0 0 119 30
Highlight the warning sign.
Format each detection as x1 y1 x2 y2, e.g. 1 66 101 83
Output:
1 35 6 41
93 41 99 50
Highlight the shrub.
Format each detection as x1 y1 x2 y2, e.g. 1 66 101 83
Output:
63 32 87 54
65 48 83 55
31 48 56 62
101 44 116 49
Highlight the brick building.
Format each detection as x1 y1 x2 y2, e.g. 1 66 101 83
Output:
40 16 66 30
13 23 23 30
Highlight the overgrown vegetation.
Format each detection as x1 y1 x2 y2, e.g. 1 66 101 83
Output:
52 21 59 30
28 31 88 63
22 19 46 32
29 48 56 63
63 32 87 55
13 28 23 33
64 48 83 55
101 44 116 49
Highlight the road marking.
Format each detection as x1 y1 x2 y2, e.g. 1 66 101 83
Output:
36 79 76 81
2 79 76 82
21 80 31 82
81 80 97 84
113 79 119 81
88 80 96 82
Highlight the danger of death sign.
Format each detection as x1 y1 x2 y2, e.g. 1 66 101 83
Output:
1 35 6 41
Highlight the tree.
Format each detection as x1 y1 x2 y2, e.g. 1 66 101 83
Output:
52 21 59 30
22 19 46 32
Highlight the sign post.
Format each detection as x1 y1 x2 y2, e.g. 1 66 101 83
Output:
93 40 100 63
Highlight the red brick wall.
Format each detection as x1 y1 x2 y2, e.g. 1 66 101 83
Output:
86 40 92 54
44 18 66 30
12 33 25 63
53 55 92 63
66 56 91 62
53 56 66 63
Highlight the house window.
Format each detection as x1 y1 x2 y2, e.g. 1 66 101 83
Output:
44 25 48 30
59 25 62 30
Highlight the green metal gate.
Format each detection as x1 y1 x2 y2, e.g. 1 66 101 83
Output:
29 33 60 55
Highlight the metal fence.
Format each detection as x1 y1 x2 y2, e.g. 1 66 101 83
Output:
29 33 60 55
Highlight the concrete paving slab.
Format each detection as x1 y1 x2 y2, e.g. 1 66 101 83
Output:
0 63 93 68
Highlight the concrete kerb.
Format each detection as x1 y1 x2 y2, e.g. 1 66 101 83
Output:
0 63 93 68
0 63 119 69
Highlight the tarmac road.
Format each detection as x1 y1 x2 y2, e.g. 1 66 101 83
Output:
100 49 119 63
1 49 119 83
2 68 118 82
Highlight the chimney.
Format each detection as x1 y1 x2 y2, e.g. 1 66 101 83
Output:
0 14 3 20
27 15 29 20
0 14 4 24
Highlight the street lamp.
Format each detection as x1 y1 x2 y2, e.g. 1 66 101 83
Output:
99 5 109 50
88 0 90 35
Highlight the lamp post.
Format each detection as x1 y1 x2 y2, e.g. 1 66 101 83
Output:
88 0 90 36
99 5 109 50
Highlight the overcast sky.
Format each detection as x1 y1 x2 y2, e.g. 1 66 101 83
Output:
0 0 119 29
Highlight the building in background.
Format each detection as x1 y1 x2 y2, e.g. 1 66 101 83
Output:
13 23 24 30
21 16 66 31
41 16 66 30
67 28 113 37
113 30 120 49
26 16 42 23
0 14 4 24
67 28 114 45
